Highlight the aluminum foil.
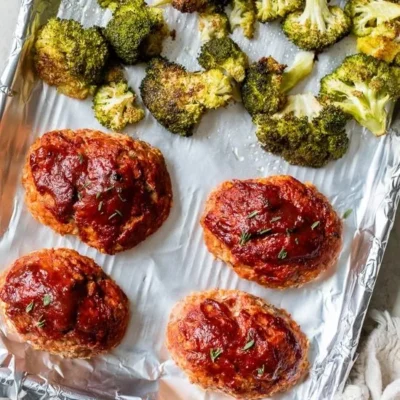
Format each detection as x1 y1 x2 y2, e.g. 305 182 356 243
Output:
1 0 400 398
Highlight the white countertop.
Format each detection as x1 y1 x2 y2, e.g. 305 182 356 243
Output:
1 0 400 320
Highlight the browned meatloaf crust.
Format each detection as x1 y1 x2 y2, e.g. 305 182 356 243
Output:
166 289 309 399
22 129 173 254
201 176 342 289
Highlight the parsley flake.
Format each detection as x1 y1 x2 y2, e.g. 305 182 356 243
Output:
295 238 299 245
96 192 101 199
26 301 34 313
311 221 320 230
243 338 255 351
247 210 259 219
258 228 272 235
118 194 127 202
343 209 353 219
210 348 223 362
78 153 84 164
257 365 265 376
270 216 281 223
36 316 45 328
98 201 103 212
105 186 114 192
239 231 252 246
278 247 287 259
43 294 52 306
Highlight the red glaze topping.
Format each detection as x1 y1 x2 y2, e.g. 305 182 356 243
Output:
28 131 171 254
203 179 340 285
0 250 128 348
178 297 303 394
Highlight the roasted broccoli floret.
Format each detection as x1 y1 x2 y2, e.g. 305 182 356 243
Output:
97 0 123 11
93 81 145 131
34 18 109 99
198 7 230 42
241 52 315 116
140 57 234 136
282 0 351 51
103 0 168 65
229 0 256 38
320 53 400 136
154 0 208 12
256 0 304 22
357 21 400 64
345 0 400 37
198 37 249 82
255 94 349 167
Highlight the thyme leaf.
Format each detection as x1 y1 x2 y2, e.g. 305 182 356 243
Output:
210 348 223 362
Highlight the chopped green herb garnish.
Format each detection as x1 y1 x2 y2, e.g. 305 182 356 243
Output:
36 316 45 328
278 247 287 259
311 221 320 230
247 210 259 219
257 365 265 376
78 153 84 164
295 238 299 245
243 338 255 351
258 228 272 235
118 194 127 202
115 209 123 217
98 201 103 212
26 301 34 313
343 209 353 219
96 192 101 199
270 216 281 223
77 192 82 200
239 231 252 246
83 181 90 189
286 228 291 237
109 212 118 220
105 186 114 192
43 294 52 306
210 348 223 362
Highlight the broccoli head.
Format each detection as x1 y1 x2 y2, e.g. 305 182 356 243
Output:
93 81 145 132
241 52 315 116
255 94 349 168
229 0 256 38
103 1 168 65
320 53 400 136
198 37 249 82
357 21 400 64
34 18 109 99
153 0 208 12
198 7 230 42
97 0 123 11
256 0 304 23
140 57 234 136
282 0 351 51
345 0 400 37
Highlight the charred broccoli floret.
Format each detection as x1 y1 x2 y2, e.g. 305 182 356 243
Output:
282 0 351 51
256 0 304 22
255 94 349 167
198 7 230 42
34 18 109 99
320 53 400 136
103 0 168 65
345 0 400 37
357 21 400 64
140 57 234 136
93 81 145 131
198 37 248 82
241 52 315 116
229 0 256 38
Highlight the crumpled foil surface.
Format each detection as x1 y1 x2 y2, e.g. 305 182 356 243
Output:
0 0 400 399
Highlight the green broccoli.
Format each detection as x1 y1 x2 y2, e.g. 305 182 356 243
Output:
229 0 256 38
103 1 168 65
345 0 400 37
93 81 145 131
140 57 234 136
241 52 315 116
97 0 123 11
197 37 248 82
256 0 304 23
282 0 351 51
34 18 109 99
198 8 230 42
357 21 400 64
254 93 349 167
319 53 400 136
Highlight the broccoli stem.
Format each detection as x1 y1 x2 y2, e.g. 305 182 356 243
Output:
354 1 400 30
298 0 332 31
152 0 172 7
281 51 314 93
276 93 322 118
330 79 390 136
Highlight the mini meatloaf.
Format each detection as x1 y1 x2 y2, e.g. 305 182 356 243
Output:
0 248 129 358
23 129 172 254
166 289 309 399
201 176 342 289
